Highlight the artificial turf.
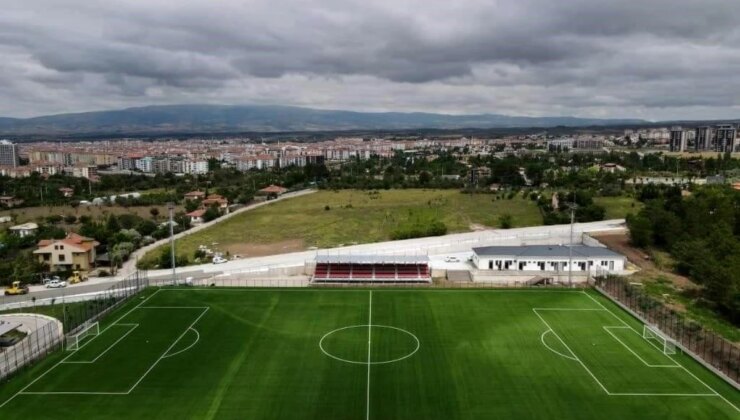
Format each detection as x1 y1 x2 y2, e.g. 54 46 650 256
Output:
0 288 737 419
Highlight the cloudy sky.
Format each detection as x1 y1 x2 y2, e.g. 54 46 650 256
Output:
1 0 739 120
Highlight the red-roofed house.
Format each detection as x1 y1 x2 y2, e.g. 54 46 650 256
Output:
258 184 288 196
202 194 229 212
186 209 206 225
34 233 99 272
59 187 74 197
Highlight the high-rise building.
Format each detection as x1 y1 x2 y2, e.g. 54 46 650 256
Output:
0 140 19 167
669 127 687 152
714 124 737 153
694 126 713 151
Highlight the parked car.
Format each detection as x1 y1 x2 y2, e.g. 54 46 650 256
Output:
444 256 460 263
46 279 67 288
212 256 227 264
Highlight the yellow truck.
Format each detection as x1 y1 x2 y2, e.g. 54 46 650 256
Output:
4 281 29 296
68 271 88 284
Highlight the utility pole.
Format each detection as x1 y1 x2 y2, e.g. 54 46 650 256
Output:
567 194 579 288
168 202 176 285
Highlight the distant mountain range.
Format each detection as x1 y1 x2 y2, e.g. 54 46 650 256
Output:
0 104 647 136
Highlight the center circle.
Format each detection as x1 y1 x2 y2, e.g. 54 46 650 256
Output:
319 325 420 365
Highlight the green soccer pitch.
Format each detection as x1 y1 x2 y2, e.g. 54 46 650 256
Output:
1 288 738 419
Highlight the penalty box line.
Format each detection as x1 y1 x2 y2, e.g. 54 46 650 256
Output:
601 326 680 368
581 291 740 413
533 308 723 399
0 289 164 409
18 306 210 397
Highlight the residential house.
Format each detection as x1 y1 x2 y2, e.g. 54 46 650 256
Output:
33 233 99 272
9 222 38 237
202 194 229 212
59 187 74 197
258 185 288 197
186 209 206 225
184 191 206 201
0 196 23 207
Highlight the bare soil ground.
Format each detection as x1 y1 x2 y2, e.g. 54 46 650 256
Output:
591 231 697 289
223 239 305 258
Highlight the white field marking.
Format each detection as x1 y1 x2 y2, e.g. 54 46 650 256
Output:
366 290 372 420
20 391 128 395
581 291 740 413
532 308 612 395
0 288 163 409
539 329 578 361
162 328 200 359
602 326 679 368
157 288 585 293
609 392 719 397
318 325 420 365
124 307 209 394
139 306 210 309
63 324 139 364
532 308 606 311
12 306 209 399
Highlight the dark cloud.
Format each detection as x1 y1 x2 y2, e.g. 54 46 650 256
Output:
1 0 739 119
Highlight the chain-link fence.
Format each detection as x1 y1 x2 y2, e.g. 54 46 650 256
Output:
0 271 149 382
595 275 739 387
61 271 149 335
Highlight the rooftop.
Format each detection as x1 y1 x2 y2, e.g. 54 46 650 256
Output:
472 245 622 259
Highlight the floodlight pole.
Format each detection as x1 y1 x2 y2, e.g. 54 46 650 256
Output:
168 202 176 285
568 199 578 288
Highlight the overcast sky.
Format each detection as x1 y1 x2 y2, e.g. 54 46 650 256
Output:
1 0 739 120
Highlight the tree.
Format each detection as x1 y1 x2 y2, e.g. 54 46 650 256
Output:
626 213 653 247
498 213 513 229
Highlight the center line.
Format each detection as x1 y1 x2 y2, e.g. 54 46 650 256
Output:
366 290 373 420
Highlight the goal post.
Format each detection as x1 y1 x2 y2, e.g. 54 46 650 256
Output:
642 324 677 355
66 321 100 351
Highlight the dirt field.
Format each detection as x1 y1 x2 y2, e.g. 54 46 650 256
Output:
222 239 306 258
0 204 185 225
591 231 697 289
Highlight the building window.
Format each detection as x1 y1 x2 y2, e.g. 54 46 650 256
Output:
59 254 65 262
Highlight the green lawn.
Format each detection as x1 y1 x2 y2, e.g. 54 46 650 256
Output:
1 288 737 419
594 196 643 220
140 189 543 267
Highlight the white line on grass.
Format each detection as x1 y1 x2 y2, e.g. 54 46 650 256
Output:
125 307 209 394
366 290 372 420
539 330 578 361
581 291 740 413
0 288 163 409
532 309 612 395
63 324 139 364
601 327 679 368
162 328 201 359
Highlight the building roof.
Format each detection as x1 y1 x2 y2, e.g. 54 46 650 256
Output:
36 232 98 253
186 209 206 217
472 245 622 259
184 190 206 197
9 222 38 231
316 254 429 265
259 184 288 194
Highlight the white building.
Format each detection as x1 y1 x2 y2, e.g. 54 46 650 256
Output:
8 222 39 238
472 245 625 274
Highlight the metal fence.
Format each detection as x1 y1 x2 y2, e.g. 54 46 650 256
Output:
595 275 739 387
62 271 149 335
0 271 149 382
0 318 63 380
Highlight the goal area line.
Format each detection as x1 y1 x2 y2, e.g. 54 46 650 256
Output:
533 303 725 400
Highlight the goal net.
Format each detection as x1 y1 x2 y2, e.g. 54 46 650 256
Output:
66 322 100 351
642 324 677 355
